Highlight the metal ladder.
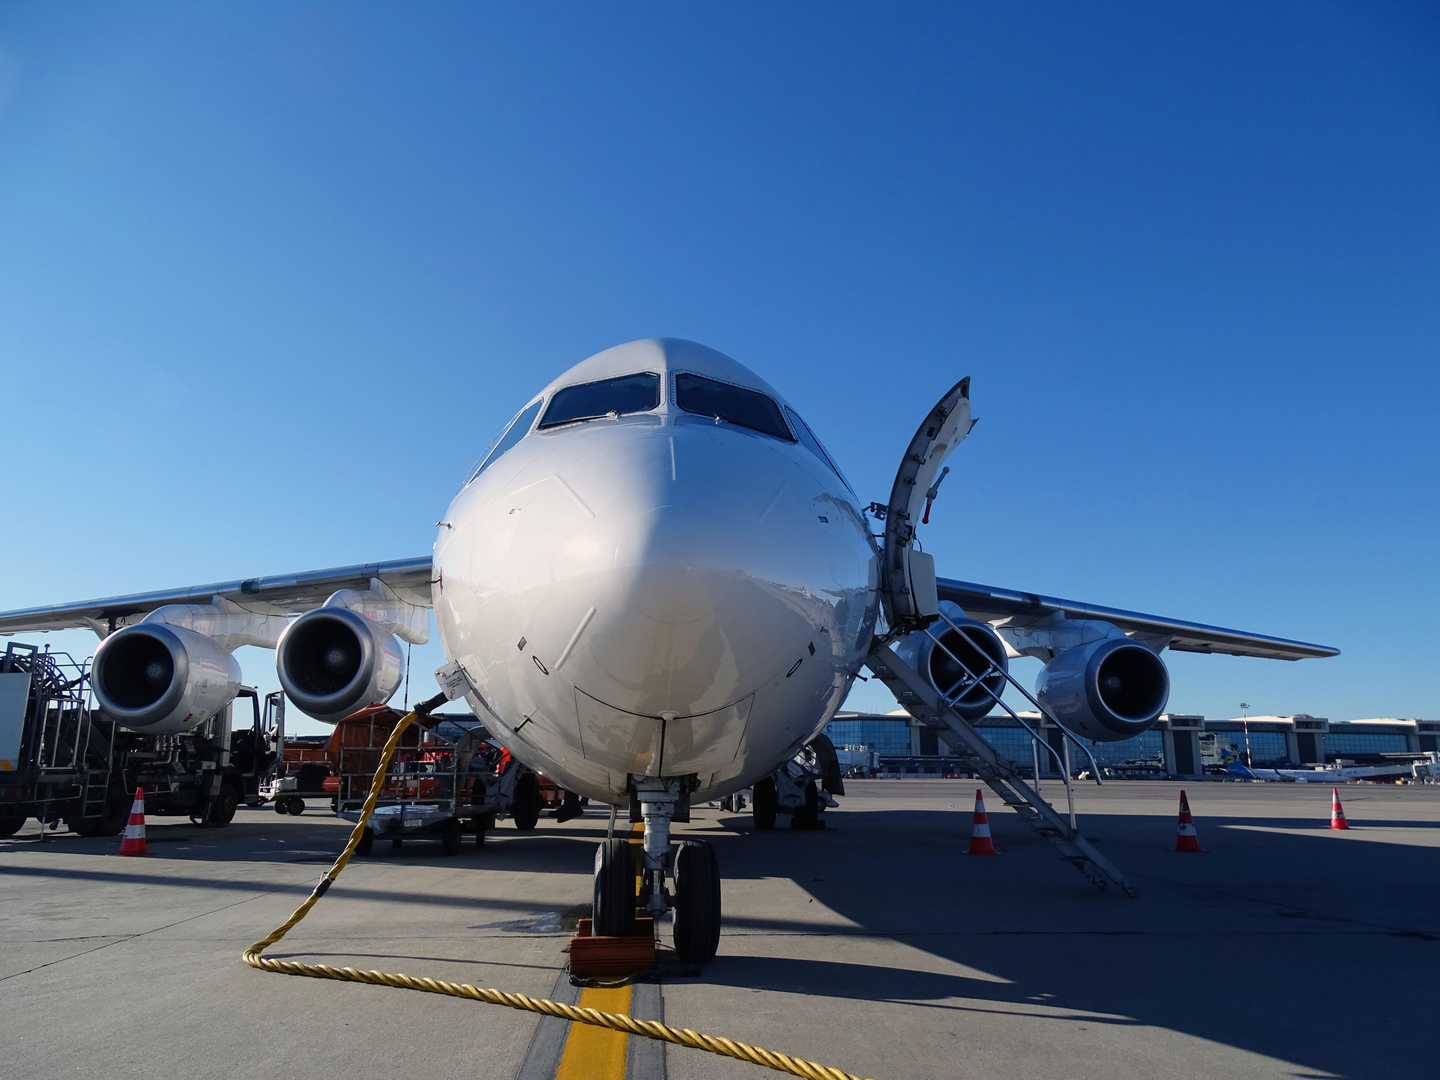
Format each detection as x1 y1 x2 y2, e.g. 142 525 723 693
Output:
864 617 1137 897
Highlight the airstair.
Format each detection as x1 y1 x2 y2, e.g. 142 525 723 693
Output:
870 376 1136 896
865 623 1136 896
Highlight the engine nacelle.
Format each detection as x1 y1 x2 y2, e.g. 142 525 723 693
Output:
276 606 404 724
1035 636 1169 742
894 604 1009 721
91 623 241 734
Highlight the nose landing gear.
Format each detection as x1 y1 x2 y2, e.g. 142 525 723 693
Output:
592 777 722 964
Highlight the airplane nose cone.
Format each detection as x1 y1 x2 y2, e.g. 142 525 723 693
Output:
615 507 736 625
544 424 838 717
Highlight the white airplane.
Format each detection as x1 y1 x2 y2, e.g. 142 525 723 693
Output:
0 338 1338 960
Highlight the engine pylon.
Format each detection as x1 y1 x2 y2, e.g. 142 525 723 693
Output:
968 789 999 855
1330 788 1350 830
1172 790 1204 852
116 788 148 857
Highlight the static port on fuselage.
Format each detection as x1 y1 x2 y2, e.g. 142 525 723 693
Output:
432 338 878 802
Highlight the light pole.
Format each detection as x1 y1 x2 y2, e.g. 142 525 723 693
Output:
1240 702 1253 768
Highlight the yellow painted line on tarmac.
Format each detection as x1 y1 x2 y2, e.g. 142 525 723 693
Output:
554 821 646 1080
554 984 632 1080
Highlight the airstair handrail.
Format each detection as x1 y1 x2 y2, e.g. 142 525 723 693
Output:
921 609 1104 782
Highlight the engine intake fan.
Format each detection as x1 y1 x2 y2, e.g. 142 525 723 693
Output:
92 623 241 734
276 606 403 724
894 604 1009 721
1036 636 1169 742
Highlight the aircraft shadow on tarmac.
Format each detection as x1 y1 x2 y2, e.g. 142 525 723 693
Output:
4 802 1438 1076
695 805 1440 1079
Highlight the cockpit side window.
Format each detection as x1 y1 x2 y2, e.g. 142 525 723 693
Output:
784 405 855 493
538 372 661 429
673 373 794 441
471 398 543 480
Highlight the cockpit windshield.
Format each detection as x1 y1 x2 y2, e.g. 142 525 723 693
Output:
539 372 661 428
470 398 543 480
785 405 854 493
673 373 793 441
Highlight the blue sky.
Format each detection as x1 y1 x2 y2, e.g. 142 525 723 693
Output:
1 3 1436 734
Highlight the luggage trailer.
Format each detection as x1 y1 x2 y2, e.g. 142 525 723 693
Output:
329 705 546 856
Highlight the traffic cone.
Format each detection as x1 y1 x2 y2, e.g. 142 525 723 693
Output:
968 789 999 855
1330 788 1349 830
116 788 147 856
1172 790 1204 852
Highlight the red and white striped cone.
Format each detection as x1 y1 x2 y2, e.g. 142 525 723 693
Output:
1330 788 1349 831
116 788 147 856
1173 790 1204 852
968 789 999 855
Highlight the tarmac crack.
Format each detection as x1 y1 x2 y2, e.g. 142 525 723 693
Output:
1129 870 1440 941
0 875 318 984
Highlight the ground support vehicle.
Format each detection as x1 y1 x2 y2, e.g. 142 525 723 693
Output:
333 705 546 855
128 687 279 825
263 762 333 815
343 802 488 855
0 642 278 836
834 744 881 778
258 696 336 815
0 644 126 837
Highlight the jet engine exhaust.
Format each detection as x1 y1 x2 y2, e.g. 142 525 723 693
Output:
1035 636 1169 742
276 606 403 723
91 623 241 734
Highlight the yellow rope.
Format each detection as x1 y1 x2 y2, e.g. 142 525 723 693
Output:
244 703 874 1080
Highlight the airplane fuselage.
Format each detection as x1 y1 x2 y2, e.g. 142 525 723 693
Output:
432 340 879 802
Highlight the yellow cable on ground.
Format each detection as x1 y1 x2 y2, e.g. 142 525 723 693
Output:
243 696 875 1080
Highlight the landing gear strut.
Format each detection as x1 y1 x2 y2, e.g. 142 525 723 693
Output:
592 777 722 963
752 738 842 830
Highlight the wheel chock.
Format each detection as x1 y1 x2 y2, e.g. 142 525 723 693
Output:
568 917 656 978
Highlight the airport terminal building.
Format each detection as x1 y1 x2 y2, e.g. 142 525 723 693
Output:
823 711 1440 779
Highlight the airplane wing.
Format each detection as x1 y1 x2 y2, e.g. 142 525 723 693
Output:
937 577 1338 661
0 556 434 637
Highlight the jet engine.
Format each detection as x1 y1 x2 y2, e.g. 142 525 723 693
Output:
895 606 1009 721
276 606 404 723
91 623 241 735
1035 636 1169 742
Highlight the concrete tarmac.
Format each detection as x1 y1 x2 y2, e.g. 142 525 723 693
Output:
2 779 1438 1079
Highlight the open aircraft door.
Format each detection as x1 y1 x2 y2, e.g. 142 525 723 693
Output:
879 376 974 633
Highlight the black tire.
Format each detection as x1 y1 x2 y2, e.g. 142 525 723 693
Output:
791 781 824 830
752 778 778 830
391 837 403 850
511 772 542 831
273 798 289 815
474 819 488 847
287 797 305 816
207 784 239 827
0 811 26 838
441 818 462 856
592 838 636 937
96 791 131 837
70 790 130 837
672 839 722 963
356 827 374 856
